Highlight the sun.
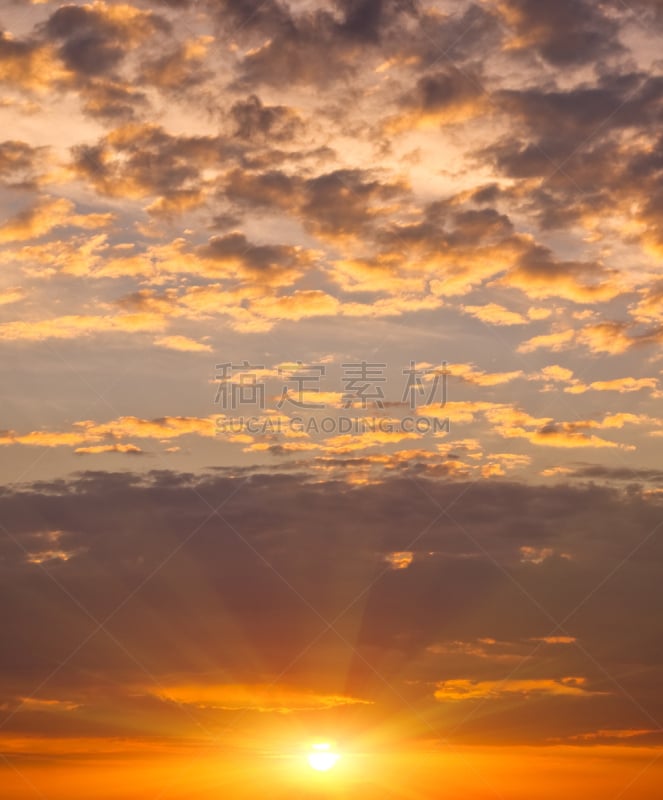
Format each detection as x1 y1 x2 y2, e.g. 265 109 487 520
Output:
307 742 340 772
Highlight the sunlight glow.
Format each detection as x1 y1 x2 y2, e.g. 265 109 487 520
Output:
307 743 340 772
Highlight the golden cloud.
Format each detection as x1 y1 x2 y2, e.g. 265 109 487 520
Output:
153 335 212 353
0 197 114 244
152 683 372 713
435 676 603 701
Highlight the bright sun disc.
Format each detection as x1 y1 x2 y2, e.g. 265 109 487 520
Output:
307 743 340 772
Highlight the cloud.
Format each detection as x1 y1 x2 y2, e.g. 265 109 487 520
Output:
517 321 663 356
74 443 145 455
0 311 167 341
495 0 621 66
0 415 218 450
0 196 114 243
195 232 311 286
632 282 663 324
230 94 304 142
501 242 622 303
0 139 46 186
224 0 417 89
386 67 487 132
484 405 642 449
434 676 604 702
0 29 64 92
226 166 407 240
449 364 524 387
138 36 212 92
385 550 414 570
0 286 25 305
152 683 371 712
0 233 109 278
565 728 663 743
540 464 663 485
77 77 149 121
565 376 659 395
42 1 170 78
0 471 661 744
153 334 212 352
13 697 81 713
571 322 663 355
518 328 576 354
70 123 227 214
461 303 529 326
531 636 577 645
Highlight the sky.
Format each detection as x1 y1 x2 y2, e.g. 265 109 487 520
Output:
1 0 663 797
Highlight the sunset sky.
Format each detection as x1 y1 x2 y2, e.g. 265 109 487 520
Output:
1 0 663 797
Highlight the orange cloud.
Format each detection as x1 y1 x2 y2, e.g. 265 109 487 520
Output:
0 35 66 92
321 427 422 454
421 401 498 424
450 363 524 386
435 676 603 701
520 545 555 564
484 405 639 449
461 303 529 326
567 728 663 742
522 320 663 356
74 444 144 455
0 311 167 341
0 286 25 305
519 328 576 353
480 452 531 477
153 335 212 353
152 683 371 713
565 376 658 394
14 697 80 712
385 551 414 570
0 415 219 450
0 234 108 278
0 197 114 244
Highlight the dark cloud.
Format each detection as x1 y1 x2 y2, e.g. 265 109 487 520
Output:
214 0 415 42
512 242 616 292
605 0 663 26
230 94 303 142
407 68 482 113
495 0 622 66
0 139 45 187
45 6 124 75
138 41 212 92
303 168 406 236
560 464 663 483
70 124 230 214
1 471 662 743
498 75 663 153
221 0 418 88
196 231 311 280
387 65 487 130
335 0 416 42
471 76 663 245
210 0 295 37
79 79 149 121
413 2 501 62
375 199 516 254
449 207 514 244
218 0 498 91
225 166 407 237
43 3 170 77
